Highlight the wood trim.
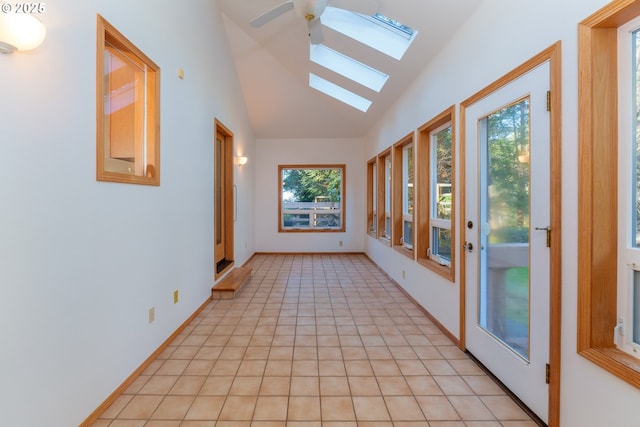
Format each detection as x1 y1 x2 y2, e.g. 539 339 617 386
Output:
277 164 346 233
80 297 212 426
392 132 416 256
459 41 563 427
377 148 392 242
366 157 377 235
416 105 456 283
577 0 640 393
214 119 235 279
96 15 161 186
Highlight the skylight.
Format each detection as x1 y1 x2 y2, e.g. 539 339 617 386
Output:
310 44 389 92
309 73 372 112
321 7 417 60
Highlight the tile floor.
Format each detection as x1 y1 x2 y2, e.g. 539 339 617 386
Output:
92 254 539 427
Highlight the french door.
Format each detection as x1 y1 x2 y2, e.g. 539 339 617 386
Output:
464 61 550 422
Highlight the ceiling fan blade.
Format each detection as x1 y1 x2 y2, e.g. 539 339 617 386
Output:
250 1 294 28
329 0 379 16
308 19 324 44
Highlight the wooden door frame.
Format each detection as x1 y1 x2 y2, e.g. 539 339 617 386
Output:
214 118 235 279
459 42 562 427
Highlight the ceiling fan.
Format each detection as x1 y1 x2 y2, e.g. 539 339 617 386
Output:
250 0 378 44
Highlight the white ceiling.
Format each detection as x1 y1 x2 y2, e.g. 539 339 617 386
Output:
216 0 482 139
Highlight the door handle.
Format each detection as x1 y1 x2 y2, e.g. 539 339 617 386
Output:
463 242 473 253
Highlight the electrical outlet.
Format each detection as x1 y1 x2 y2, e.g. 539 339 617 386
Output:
149 307 155 324
173 290 179 304
339 240 343 246
402 270 406 279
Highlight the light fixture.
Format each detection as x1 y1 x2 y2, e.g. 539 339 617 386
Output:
235 156 248 166
0 10 46 54
293 0 328 21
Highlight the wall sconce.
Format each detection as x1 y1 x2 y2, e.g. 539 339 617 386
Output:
235 156 248 167
0 11 46 54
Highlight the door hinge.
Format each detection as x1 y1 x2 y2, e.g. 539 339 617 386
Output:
546 91 551 112
545 363 550 384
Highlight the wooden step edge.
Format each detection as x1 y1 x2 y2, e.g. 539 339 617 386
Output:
212 267 252 299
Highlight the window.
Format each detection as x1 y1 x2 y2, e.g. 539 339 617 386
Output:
417 107 455 281
309 73 372 112
321 7 417 60
616 16 640 358
430 124 453 266
392 134 415 257
578 0 640 389
279 165 345 232
367 157 377 236
96 15 160 186
376 149 392 244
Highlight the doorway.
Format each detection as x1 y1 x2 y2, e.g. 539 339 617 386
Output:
460 43 562 426
214 119 234 277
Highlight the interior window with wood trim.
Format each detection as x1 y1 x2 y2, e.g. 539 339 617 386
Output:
377 149 392 245
578 0 640 389
367 157 378 237
278 165 345 232
96 15 160 186
416 106 456 281
392 134 415 258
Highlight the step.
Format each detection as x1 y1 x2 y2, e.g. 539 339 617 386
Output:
212 267 252 300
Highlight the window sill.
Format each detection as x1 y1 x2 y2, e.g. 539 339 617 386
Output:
579 347 640 389
378 237 392 247
417 256 454 282
393 245 414 260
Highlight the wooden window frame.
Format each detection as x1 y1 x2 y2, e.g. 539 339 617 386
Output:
96 15 160 186
377 148 392 245
578 0 640 388
416 106 456 281
392 133 415 259
278 164 346 233
367 157 377 237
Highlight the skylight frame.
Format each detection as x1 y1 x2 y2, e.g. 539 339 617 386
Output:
309 73 372 112
320 6 418 60
310 44 389 93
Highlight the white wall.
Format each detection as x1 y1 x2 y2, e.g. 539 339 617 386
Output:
363 0 640 425
254 138 365 253
0 1 254 425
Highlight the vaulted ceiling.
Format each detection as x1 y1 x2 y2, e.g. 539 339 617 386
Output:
216 0 483 139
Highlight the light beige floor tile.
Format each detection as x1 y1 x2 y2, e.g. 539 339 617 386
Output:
218 396 257 420
287 396 321 420
352 396 391 421
290 376 319 395
118 395 164 419
479 395 531 420
253 396 289 420
229 376 262 396
183 396 226 420
447 396 495 421
321 396 357 420
151 396 195 420
384 395 425 421
91 255 534 427
414 396 460 421
259 376 290 396
377 376 412 395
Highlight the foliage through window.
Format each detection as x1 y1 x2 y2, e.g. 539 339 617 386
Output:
279 165 345 232
417 106 455 281
430 124 453 265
